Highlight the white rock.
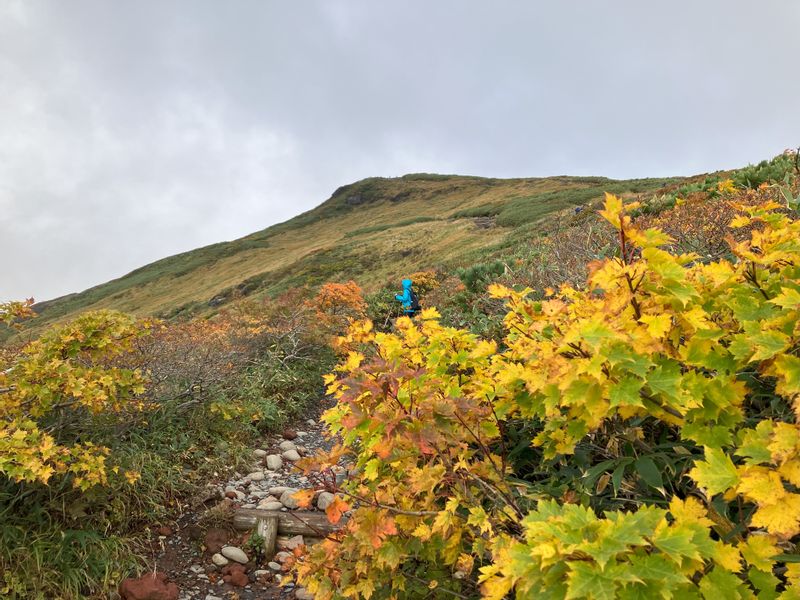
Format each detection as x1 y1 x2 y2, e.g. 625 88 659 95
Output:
247 471 265 482
269 485 290 496
274 551 292 563
306 418 316 426
280 488 300 509
282 449 301 462
295 431 307 437
241 503 256 509
296 588 314 600
211 553 229 567
190 564 204 574
224 485 238 494
235 490 246 501
258 500 285 510
253 569 269 578
279 440 297 452
268 561 282 572
221 546 249 564
251 491 269 499
266 455 283 470
253 449 267 458
316 492 335 510
296 446 308 456
205 595 223 600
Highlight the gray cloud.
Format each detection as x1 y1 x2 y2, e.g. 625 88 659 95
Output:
1 0 799 301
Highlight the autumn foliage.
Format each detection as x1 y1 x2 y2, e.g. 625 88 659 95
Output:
292 193 800 598
0 310 153 489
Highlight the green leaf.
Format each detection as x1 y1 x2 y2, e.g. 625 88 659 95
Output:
565 562 618 600
646 361 683 401
628 553 690 586
612 462 628 496
682 422 734 448
652 525 701 563
699 567 749 600
689 447 740 496
747 567 779 600
634 456 664 492
609 377 645 408
748 330 791 362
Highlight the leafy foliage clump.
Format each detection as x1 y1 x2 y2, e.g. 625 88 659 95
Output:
292 191 800 599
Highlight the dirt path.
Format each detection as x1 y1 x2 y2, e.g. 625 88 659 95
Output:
142 397 338 600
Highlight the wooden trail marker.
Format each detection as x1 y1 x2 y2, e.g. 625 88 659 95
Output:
255 515 278 557
234 508 345 538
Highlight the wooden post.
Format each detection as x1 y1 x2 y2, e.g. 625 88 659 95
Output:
256 515 278 559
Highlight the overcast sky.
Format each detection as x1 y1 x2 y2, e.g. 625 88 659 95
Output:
2 1 799 302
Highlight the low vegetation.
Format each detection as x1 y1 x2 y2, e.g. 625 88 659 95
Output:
293 171 800 598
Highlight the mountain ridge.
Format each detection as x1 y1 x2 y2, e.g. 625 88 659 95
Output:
17 169 695 337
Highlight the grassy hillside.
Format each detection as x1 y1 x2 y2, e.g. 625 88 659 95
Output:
17 171 691 336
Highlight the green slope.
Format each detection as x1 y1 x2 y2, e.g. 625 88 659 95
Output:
19 171 685 336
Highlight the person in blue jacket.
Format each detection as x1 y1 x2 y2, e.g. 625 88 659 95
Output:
395 278 420 316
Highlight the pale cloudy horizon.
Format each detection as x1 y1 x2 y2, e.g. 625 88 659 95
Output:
1 1 799 301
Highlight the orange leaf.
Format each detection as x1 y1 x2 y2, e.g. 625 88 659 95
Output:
292 489 316 509
325 496 351 525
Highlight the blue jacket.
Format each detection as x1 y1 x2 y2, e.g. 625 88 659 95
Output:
395 279 415 314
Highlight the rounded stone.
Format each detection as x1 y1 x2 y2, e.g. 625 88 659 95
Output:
279 440 297 452
282 449 301 462
266 455 283 471
316 492 335 510
220 546 249 564
280 488 300 509
211 553 229 567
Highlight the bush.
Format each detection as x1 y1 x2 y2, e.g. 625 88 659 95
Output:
0 288 339 598
292 192 800 598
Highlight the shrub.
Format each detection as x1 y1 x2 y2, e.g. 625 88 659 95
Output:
292 192 800 598
456 260 506 293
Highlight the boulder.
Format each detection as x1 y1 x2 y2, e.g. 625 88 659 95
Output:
279 440 297 452
119 572 179 600
266 455 283 471
253 449 267 458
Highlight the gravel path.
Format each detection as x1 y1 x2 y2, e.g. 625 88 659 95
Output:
143 397 339 600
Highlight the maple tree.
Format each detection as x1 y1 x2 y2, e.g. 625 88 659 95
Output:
291 190 800 598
